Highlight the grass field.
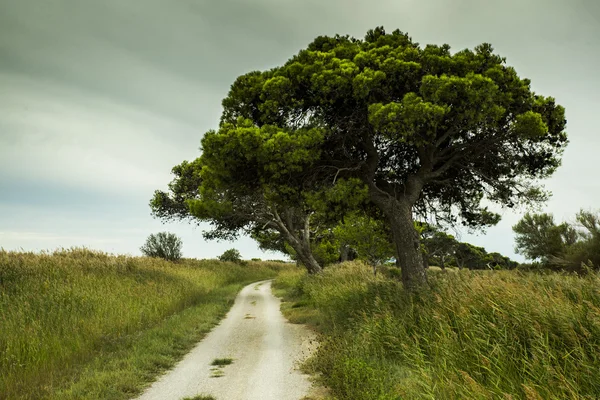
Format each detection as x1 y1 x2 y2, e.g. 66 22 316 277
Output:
0 248 290 400
274 262 600 399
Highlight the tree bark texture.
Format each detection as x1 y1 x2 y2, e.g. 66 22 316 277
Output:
271 209 323 274
370 190 428 290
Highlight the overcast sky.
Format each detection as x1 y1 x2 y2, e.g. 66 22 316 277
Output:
0 0 598 260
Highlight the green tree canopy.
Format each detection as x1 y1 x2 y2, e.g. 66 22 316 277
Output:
514 210 600 270
151 147 368 274
218 248 243 264
220 27 567 289
454 242 487 270
151 155 326 273
333 212 395 267
512 212 576 262
421 229 457 269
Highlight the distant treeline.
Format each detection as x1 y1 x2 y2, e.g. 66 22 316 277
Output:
419 223 519 270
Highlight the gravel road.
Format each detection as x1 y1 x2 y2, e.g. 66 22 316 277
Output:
136 280 316 400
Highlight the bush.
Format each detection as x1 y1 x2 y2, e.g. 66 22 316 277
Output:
218 248 243 264
140 232 183 261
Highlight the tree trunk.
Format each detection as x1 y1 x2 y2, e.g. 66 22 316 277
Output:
271 209 323 274
282 234 322 274
295 246 323 274
370 193 428 291
340 245 350 262
440 256 446 270
389 204 428 290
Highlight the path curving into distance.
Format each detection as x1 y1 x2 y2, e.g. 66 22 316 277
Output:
136 280 316 400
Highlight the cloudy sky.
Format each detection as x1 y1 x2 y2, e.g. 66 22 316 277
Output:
0 0 598 260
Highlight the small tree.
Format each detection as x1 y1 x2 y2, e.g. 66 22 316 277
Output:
514 210 600 270
218 248 243 263
140 232 183 261
513 212 579 264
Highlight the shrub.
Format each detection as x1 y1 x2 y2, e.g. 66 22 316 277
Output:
140 232 183 261
218 248 243 264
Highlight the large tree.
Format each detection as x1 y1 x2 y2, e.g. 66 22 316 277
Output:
453 242 479 269
219 27 567 289
150 125 327 273
150 130 368 274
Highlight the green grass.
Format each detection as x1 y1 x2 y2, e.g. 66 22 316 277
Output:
0 248 290 400
274 261 600 399
210 357 234 366
182 395 216 400
209 368 225 378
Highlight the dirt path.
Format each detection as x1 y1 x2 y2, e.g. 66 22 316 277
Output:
135 280 316 400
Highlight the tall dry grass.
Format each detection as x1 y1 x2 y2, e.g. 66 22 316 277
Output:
275 262 600 399
0 248 286 399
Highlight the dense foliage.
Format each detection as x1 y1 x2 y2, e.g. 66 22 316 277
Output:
153 26 566 289
140 232 183 261
419 225 519 270
217 248 243 264
513 209 600 271
333 212 395 267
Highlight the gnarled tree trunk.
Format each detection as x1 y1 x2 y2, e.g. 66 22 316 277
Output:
388 202 428 290
363 139 428 290
271 209 323 274
293 243 322 274
280 230 322 274
369 188 428 290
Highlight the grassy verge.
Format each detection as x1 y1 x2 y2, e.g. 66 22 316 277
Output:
0 248 290 399
274 262 600 399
